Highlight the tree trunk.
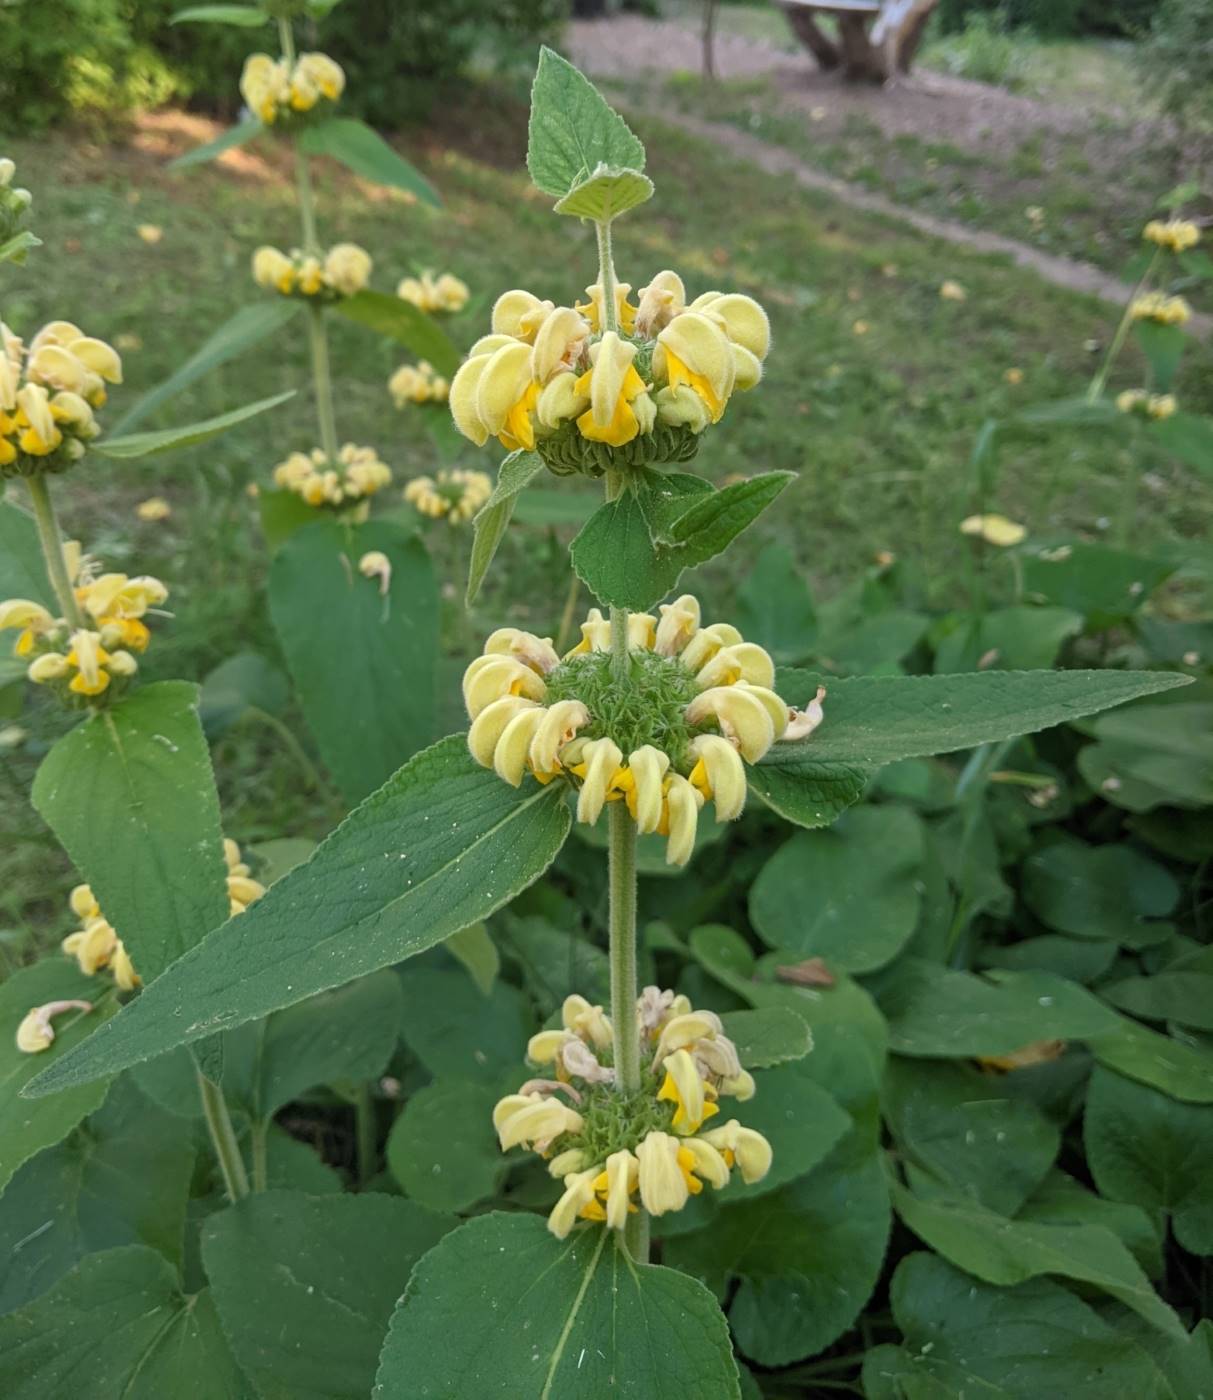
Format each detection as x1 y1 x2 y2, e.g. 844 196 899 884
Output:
703 0 719 80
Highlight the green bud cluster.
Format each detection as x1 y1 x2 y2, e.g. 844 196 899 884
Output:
545 649 700 764
536 421 701 478
573 1073 676 1164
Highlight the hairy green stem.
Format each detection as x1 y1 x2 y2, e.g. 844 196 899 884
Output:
277 15 297 64
1087 248 1159 402
608 802 641 1096
196 1068 250 1202
595 218 619 334
26 475 85 628
306 302 341 464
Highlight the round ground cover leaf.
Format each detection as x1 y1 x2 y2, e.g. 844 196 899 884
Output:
1086 1016 1213 1103
31 680 231 983
878 959 1118 1057
882 1059 1060 1216
749 806 924 972
375 1211 740 1399
397 967 529 1084
221 968 404 1120
714 1062 851 1203
1084 1066 1213 1256
861 1252 1171 1400
270 519 439 805
203 1190 453 1400
0 1077 193 1314
890 1180 1184 1340
0 1245 246 1398
386 1079 504 1213
26 737 571 1097
0 960 118 1193
668 1134 890 1366
1022 839 1179 944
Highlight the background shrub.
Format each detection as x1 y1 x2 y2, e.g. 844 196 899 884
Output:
937 0 1156 38
1135 0 1213 137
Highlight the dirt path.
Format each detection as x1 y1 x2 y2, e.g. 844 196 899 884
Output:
566 16 1209 334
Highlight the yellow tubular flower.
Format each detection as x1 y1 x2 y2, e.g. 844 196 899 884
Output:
323 243 372 296
1130 292 1191 326
685 686 775 763
253 246 294 291
681 1136 731 1189
492 290 553 340
575 333 653 447
657 1047 719 1134
602 1149 640 1230
463 654 547 719
655 594 700 657
636 1131 690 1215
1143 218 1200 252
695 641 775 690
625 745 670 834
577 281 636 335
493 707 547 786
532 306 590 384
653 1010 723 1064
634 270 687 337
529 699 590 775
680 622 743 673
468 695 542 768
548 1169 600 1239
575 736 624 825
66 630 109 696
563 994 613 1051
656 313 735 422
527 1029 572 1064
28 654 69 683
498 1096 584 1152
476 342 535 445
702 1120 773 1184
664 774 703 867
688 734 748 822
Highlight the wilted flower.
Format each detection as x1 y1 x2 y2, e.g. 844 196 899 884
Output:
15 999 93 1054
494 987 771 1238
463 595 823 867
404 468 492 524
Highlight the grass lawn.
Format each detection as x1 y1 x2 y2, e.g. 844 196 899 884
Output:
1 85 1210 953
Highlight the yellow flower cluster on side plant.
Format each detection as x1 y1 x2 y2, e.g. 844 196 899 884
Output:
959 514 1027 548
448 270 769 474
388 360 449 407
253 243 372 300
397 272 470 314
1143 218 1201 253
494 987 772 1239
463 595 825 866
273 443 392 509
1 320 122 478
404 468 492 524
1117 389 1177 421
58 840 265 1001
0 555 167 702
1129 292 1192 327
240 51 344 126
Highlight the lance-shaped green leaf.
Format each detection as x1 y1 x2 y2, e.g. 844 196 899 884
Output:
203 1192 452 1400
169 117 264 171
172 3 268 22
1135 319 1186 390
299 118 440 206
0 961 118 1194
466 450 545 603
270 519 439 804
769 668 1190 770
26 738 571 1096
94 389 294 459
554 167 654 221
32 682 229 984
0 500 53 607
890 1179 1185 1341
0 1246 245 1397
334 290 460 376
111 301 301 432
376 1212 740 1399
527 47 646 199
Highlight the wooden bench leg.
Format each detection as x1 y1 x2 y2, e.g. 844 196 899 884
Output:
838 14 888 82
777 4 842 70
